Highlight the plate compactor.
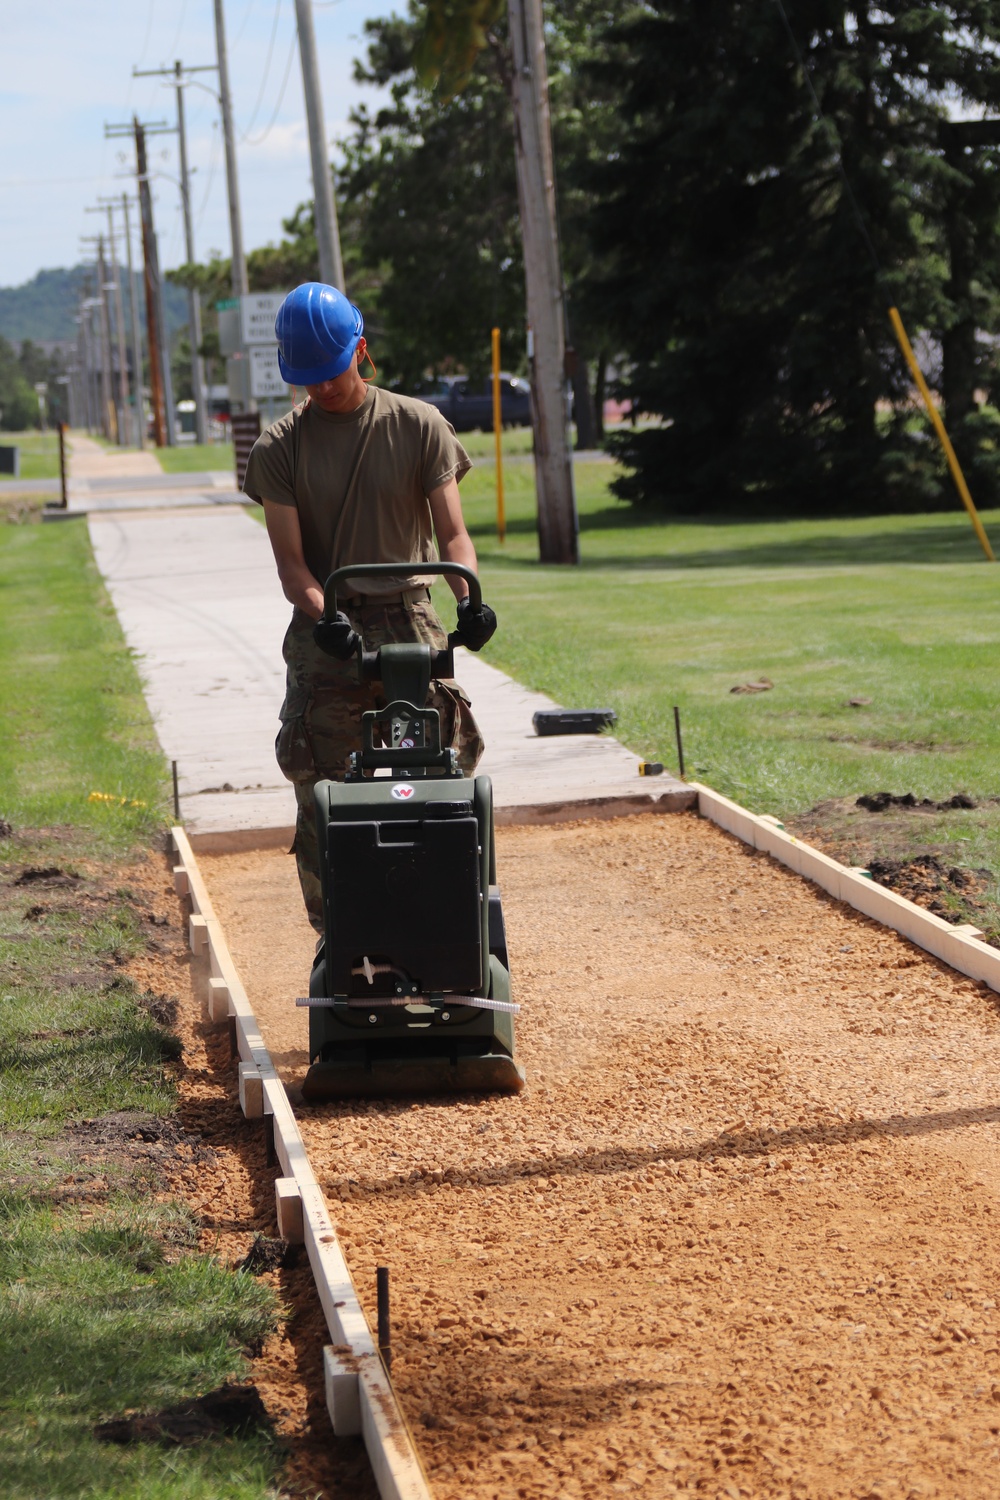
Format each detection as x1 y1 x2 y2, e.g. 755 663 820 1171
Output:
299 562 526 1102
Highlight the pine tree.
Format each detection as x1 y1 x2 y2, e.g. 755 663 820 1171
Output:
589 2 1000 514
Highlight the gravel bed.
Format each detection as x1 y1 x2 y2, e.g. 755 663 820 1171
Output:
200 811 1000 1499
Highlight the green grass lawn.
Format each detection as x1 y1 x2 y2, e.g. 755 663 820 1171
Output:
155 441 235 474
153 425 537 475
0 511 284 1498
246 457 1000 925
249 454 1000 822
445 459 1000 926
1 430 61 480
457 461 1000 808
459 425 537 459
0 517 167 841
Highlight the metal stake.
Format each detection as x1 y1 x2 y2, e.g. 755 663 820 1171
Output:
57 423 67 509
172 760 181 821
377 1266 392 1372
673 705 685 779
264 1113 277 1167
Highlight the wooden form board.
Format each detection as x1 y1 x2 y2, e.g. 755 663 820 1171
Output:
170 828 434 1500
690 784 1000 990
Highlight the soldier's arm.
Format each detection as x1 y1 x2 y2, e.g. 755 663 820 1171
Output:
428 477 477 602
262 499 325 620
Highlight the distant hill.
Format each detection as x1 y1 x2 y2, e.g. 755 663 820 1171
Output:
0 265 190 346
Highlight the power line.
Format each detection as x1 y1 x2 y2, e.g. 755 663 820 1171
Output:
135 0 158 71
166 0 190 62
241 30 299 147
231 0 258 54
239 0 285 141
0 174 119 187
195 121 222 231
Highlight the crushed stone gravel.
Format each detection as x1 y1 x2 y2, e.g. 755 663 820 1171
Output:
199 811 1000 1499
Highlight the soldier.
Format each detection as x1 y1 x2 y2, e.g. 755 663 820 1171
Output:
243 282 497 930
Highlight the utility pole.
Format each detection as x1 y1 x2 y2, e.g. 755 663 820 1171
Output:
74 290 93 433
105 205 131 445
105 117 177 445
121 193 146 448
213 0 249 298
77 285 96 433
507 0 578 564
133 60 212 444
88 201 132 445
97 236 117 440
293 0 346 289
173 61 208 442
82 235 116 440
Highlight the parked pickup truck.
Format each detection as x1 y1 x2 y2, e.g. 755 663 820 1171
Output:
410 373 532 432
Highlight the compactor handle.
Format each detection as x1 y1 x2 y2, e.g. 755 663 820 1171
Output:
322 562 482 617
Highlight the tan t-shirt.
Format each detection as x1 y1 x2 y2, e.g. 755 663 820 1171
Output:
242 387 472 596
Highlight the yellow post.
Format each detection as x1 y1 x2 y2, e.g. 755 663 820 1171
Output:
491 326 506 543
888 306 995 562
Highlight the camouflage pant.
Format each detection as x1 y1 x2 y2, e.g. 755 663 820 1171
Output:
276 599 484 931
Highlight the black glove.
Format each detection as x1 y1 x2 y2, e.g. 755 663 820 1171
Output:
455 596 497 652
313 610 360 660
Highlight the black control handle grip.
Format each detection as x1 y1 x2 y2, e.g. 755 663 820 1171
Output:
322 562 481 618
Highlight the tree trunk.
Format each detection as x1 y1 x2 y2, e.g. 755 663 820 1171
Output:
570 348 597 449
593 351 607 442
507 0 579 563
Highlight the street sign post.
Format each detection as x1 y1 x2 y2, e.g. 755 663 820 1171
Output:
217 292 289 415
249 344 288 400
240 292 286 346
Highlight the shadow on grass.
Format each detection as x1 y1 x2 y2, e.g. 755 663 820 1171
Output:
469 510 997 570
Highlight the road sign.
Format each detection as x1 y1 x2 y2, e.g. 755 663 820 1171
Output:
249 344 289 399
218 307 242 358
241 292 286 346
225 355 250 407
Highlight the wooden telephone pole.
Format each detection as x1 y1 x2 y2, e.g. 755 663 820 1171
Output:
133 60 216 444
105 117 177 446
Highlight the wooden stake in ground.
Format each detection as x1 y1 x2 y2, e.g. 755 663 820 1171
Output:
508 0 579 565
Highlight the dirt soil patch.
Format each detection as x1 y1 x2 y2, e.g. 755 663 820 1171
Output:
865 856 994 924
787 795 1000 941
200 812 1000 1500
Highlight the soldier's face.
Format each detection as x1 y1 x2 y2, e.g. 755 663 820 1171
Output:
306 341 368 413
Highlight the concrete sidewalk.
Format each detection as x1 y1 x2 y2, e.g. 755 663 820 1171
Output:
88 504 692 846
68 431 163 482
52 432 243 515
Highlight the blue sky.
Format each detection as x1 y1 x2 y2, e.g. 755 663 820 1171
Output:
0 0 393 288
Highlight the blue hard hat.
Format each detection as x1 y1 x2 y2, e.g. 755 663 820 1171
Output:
274 282 364 385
